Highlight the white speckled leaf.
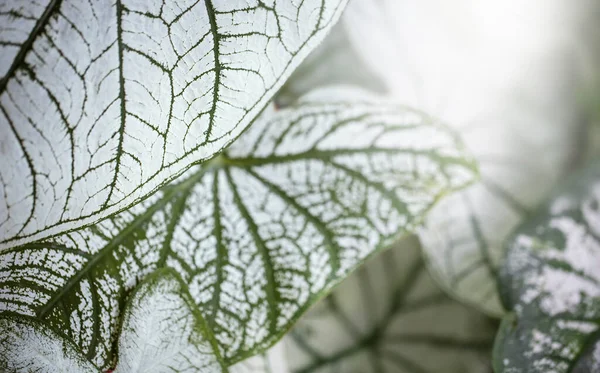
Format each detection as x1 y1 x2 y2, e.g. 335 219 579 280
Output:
0 0 348 250
285 236 497 373
493 161 600 373
112 269 225 373
0 316 99 373
0 87 476 369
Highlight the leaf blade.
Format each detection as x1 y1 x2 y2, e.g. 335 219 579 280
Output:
0 0 349 250
493 161 600 373
0 87 477 368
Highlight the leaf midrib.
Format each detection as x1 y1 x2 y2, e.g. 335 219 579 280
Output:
36 165 211 318
0 0 63 93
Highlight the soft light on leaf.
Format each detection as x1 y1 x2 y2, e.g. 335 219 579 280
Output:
0 269 225 373
0 0 348 250
0 87 477 368
112 269 225 373
493 161 600 373
0 316 99 373
285 236 496 373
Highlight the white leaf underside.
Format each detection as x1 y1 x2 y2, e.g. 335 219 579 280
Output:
494 162 600 373
0 269 225 373
0 0 348 250
285 235 497 373
0 87 476 369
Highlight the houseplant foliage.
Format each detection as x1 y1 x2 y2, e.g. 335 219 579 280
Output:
285 236 497 373
0 81 477 369
0 0 348 249
1 0 598 372
493 161 600 373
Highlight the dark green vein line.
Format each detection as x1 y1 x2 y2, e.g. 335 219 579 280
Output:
244 168 341 276
208 171 227 327
0 105 37 236
0 0 63 93
204 0 221 142
105 0 127 207
86 276 101 359
326 159 410 216
224 168 280 335
36 166 210 318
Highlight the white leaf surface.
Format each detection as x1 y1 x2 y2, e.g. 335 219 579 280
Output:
0 86 476 368
0 0 348 250
113 269 224 373
0 316 99 373
0 269 225 373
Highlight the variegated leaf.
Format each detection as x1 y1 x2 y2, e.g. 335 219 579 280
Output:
0 0 348 250
0 269 225 373
493 161 600 373
0 316 99 373
112 269 225 373
0 87 477 369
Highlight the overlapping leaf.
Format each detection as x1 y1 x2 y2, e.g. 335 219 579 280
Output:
111 269 225 373
493 161 600 373
0 317 98 373
0 0 348 250
285 236 497 373
0 269 225 373
0 87 476 369
277 0 582 316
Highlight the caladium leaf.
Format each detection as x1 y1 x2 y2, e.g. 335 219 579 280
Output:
285 236 497 373
0 0 348 250
0 269 225 373
493 161 600 373
0 316 99 373
112 268 225 373
0 86 477 369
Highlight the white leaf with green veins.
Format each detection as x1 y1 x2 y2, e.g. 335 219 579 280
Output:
493 162 600 373
285 236 497 373
0 269 225 373
0 317 99 373
112 268 225 373
0 0 348 250
0 87 477 369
